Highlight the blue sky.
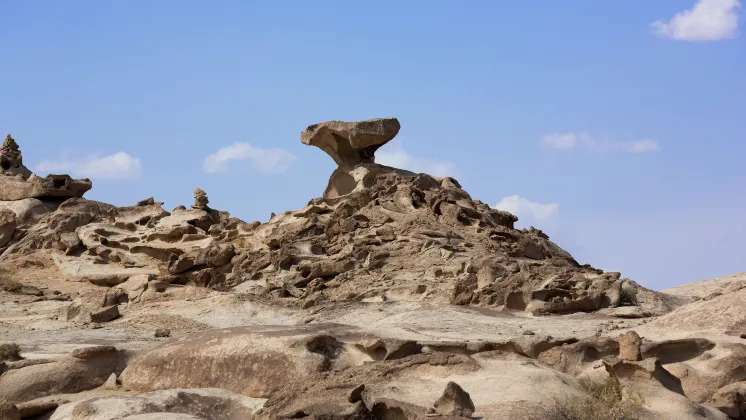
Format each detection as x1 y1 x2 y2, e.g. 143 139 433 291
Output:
1 1 744 289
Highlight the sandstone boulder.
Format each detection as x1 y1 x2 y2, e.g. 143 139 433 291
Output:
301 118 401 166
433 381 476 417
0 346 127 404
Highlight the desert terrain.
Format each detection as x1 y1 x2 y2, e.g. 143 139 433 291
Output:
0 120 744 419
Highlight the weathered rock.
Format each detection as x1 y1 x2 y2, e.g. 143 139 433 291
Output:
89 304 120 323
0 173 92 201
433 381 476 417
16 396 70 419
603 357 684 395
49 388 266 420
618 330 642 361
120 324 379 398
103 372 118 390
301 118 401 166
0 347 126 404
708 381 746 419
0 198 54 226
192 188 208 210
0 134 30 179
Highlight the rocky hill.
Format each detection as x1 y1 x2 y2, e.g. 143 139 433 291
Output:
0 121 744 420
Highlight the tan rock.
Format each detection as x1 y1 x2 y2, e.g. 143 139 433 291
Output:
301 118 401 166
120 324 379 398
0 347 126 403
433 381 476 417
618 330 642 361
0 208 16 248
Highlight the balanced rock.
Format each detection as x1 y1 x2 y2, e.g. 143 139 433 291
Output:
192 188 209 210
301 118 400 166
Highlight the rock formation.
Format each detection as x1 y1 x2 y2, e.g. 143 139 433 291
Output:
0 119 743 420
0 135 92 201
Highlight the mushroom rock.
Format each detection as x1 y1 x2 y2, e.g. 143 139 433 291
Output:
0 135 92 201
301 118 401 166
301 118 415 200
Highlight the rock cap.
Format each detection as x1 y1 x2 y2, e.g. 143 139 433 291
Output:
301 118 401 166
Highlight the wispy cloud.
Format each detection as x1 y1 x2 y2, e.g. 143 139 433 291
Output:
651 0 741 41
376 140 456 177
494 195 558 222
541 133 660 154
35 152 142 180
203 142 297 174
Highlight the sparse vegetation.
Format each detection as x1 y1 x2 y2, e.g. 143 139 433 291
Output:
547 376 645 420
0 267 22 293
0 342 22 362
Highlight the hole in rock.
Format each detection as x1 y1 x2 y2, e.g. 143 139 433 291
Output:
0 160 9 170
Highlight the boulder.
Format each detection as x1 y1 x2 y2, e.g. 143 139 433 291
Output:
433 381 476 417
0 346 126 404
0 198 53 225
89 305 120 323
301 118 401 166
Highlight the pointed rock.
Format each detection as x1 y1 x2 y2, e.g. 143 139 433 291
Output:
433 381 475 417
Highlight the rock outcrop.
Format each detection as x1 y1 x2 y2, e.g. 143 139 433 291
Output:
0 135 91 201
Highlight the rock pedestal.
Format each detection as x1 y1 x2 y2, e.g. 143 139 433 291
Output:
301 118 418 200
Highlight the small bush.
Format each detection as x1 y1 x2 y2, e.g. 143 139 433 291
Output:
0 267 22 292
546 376 645 420
0 343 22 362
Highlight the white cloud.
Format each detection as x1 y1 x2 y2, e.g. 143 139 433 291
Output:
35 152 142 180
541 133 660 154
376 140 457 177
651 0 741 41
203 142 297 174
494 195 559 222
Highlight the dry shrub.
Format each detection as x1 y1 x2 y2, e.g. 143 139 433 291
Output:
0 342 22 362
547 376 645 420
0 267 21 292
